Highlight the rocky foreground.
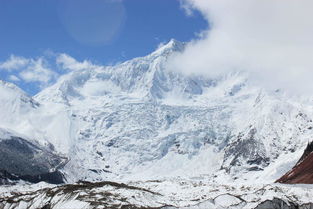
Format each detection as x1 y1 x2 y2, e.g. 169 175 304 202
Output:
1 179 313 209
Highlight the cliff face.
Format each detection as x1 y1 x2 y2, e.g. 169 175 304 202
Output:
0 128 67 185
276 141 313 184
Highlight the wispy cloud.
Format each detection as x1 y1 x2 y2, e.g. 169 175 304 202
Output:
19 58 57 85
56 54 96 71
0 53 99 91
0 55 58 88
173 0 313 94
0 55 29 71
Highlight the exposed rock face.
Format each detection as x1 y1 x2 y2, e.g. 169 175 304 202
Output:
0 170 65 185
296 141 313 165
276 141 313 184
223 128 270 173
0 129 67 184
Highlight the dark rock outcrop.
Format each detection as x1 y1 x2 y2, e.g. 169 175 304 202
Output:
0 170 65 185
223 128 269 172
0 130 67 184
276 141 313 184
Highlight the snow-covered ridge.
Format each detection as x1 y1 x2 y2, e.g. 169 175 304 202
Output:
0 80 39 114
35 39 216 104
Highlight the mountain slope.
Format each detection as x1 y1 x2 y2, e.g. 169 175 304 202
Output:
33 40 312 183
0 80 39 128
0 128 67 184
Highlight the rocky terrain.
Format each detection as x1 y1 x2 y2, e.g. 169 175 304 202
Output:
1 179 313 209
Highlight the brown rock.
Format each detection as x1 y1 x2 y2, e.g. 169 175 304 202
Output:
276 141 313 184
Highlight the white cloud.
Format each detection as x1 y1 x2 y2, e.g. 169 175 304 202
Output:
179 0 194 17
0 55 58 87
0 53 97 89
172 0 313 93
8 75 20 82
19 58 57 85
0 55 29 71
56 53 96 71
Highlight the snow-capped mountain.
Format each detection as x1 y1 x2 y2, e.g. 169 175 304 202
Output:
0 40 313 208
2 39 313 208
1 40 312 185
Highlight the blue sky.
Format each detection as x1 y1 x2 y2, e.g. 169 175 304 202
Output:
0 0 207 94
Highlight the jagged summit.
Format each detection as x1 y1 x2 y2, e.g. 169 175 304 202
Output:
152 39 185 56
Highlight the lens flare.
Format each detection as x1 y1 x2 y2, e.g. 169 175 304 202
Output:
57 0 126 46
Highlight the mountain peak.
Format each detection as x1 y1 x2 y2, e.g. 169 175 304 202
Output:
167 38 184 48
153 39 185 56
